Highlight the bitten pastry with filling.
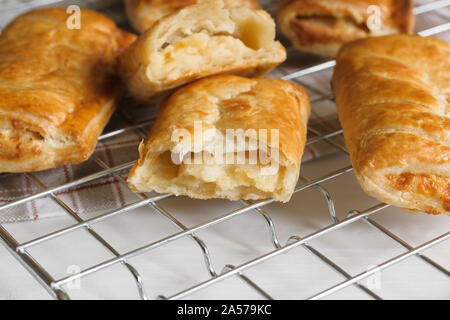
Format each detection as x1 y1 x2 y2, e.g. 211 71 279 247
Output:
0 8 136 172
277 0 415 57
118 0 286 102
125 0 260 33
332 35 449 215
127 75 311 202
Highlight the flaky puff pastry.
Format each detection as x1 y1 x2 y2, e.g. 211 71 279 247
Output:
118 0 286 102
278 0 415 57
125 0 260 33
127 75 311 202
332 35 449 215
0 8 136 172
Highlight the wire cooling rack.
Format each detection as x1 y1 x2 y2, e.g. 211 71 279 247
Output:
0 0 449 300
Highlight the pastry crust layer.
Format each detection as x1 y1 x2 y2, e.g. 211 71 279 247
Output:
332 35 450 215
118 0 286 102
277 0 415 57
125 0 260 33
0 8 136 172
127 75 310 202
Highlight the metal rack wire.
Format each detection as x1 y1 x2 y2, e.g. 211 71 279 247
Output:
0 0 449 300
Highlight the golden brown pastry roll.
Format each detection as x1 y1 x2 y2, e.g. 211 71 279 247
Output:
0 8 136 172
127 75 311 202
118 0 286 102
278 0 415 57
125 0 260 33
332 34 449 215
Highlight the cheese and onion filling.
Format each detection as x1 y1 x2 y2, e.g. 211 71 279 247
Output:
147 8 276 83
139 151 297 198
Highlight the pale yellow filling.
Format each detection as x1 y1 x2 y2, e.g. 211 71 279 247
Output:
149 33 259 82
132 151 297 200
179 162 283 192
